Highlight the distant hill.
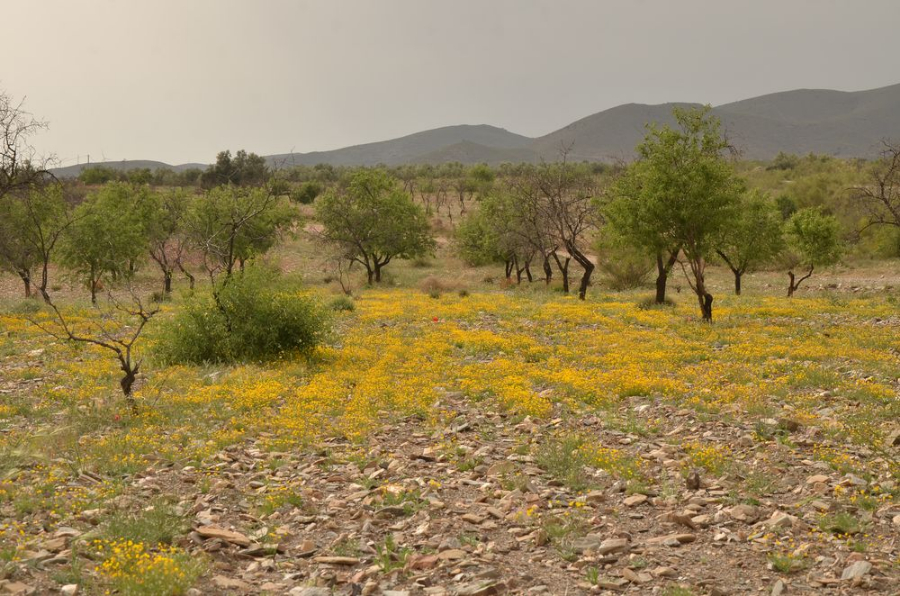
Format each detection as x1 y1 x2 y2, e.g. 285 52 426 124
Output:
51 160 205 178
264 124 532 168
50 83 900 176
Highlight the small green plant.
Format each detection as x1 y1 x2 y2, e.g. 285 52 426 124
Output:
329 295 355 312
102 501 188 546
536 435 591 492
380 489 426 516
374 535 412 573
818 512 864 536
585 566 600 585
768 550 808 573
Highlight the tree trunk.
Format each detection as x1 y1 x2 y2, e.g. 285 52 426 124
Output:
655 265 667 304
18 270 32 298
524 261 533 283
700 292 714 322
655 250 679 304
164 269 173 294
787 265 813 297
90 266 98 305
577 262 594 300
552 252 570 294
367 267 375 285
504 260 514 280
734 270 742 296
374 263 382 283
39 261 51 303
542 255 553 285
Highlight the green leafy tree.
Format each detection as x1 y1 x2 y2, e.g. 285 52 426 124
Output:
59 182 152 303
144 188 192 295
187 185 295 280
200 149 269 188
784 207 842 297
715 190 785 295
0 183 72 300
317 169 435 284
608 106 743 320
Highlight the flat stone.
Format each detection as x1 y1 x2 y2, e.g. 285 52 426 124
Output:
312 556 360 565
623 494 647 507
806 474 830 484
212 576 251 590
196 525 252 547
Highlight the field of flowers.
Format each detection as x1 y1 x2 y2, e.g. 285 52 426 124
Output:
0 288 898 594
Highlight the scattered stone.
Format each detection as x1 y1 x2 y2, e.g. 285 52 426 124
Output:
841 560 872 580
771 579 785 596
212 576 251 590
313 556 360 565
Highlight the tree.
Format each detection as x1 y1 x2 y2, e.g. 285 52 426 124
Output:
784 207 842 297
144 188 192 295
187 185 294 281
59 183 151 304
316 169 435 284
1 90 51 200
850 141 900 230
200 149 269 188
715 190 785 295
608 106 743 320
0 182 73 300
511 159 599 299
29 290 158 413
456 190 535 282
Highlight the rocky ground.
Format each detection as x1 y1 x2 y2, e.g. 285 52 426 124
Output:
3 390 898 596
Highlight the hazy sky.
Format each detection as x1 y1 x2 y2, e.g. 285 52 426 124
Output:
3 0 899 165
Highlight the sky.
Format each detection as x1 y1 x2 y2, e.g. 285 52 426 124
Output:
3 0 899 166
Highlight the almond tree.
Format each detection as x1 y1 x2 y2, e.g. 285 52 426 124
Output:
316 169 435 284
784 207 842 297
608 106 743 320
715 190 785 295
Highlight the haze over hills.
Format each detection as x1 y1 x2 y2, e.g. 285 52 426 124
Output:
51 83 900 176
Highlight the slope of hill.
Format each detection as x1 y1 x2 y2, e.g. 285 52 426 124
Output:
265 124 532 167
51 160 205 178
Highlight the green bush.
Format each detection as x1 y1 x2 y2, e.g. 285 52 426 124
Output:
597 243 654 291
155 266 329 364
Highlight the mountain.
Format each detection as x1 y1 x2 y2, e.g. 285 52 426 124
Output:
50 83 900 176
50 160 205 178
264 124 532 168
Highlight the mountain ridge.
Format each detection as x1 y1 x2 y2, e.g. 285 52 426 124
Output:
51 83 900 176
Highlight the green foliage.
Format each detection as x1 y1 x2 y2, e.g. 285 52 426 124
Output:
291 181 323 204
0 183 69 293
187 186 296 276
59 182 153 301
155 266 329 364
200 149 269 187
716 190 786 274
596 234 654 291
784 207 842 269
316 169 434 282
78 165 119 184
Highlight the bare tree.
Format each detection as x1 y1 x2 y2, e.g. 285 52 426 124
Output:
29 290 159 413
850 141 900 230
512 152 600 300
1 90 52 200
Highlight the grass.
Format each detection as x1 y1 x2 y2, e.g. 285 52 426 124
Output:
101 500 188 546
374 535 413 573
818 512 865 536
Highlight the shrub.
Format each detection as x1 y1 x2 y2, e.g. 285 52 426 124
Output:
418 275 464 297
155 266 329 364
329 295 355 312
598 243 654 291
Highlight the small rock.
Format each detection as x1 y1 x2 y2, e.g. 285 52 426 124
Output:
289 589 333 596
840 560 872 580
60 587 79 596
771 579 785 596
806 474 830 484
212 576 251 590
